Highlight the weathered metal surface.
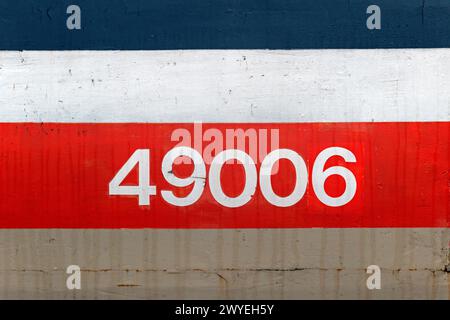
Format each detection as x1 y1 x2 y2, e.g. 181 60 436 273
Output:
1 0 450 50
0 229 448 299
0 122 447 228
1 50 448 123
0 50 448 299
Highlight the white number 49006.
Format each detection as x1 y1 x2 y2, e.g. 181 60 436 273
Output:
109 147 357 208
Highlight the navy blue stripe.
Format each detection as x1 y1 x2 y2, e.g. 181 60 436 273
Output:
1 0 450 50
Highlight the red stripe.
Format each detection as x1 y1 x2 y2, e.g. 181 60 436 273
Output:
0 122 448 228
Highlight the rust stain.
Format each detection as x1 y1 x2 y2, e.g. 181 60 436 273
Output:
6 267 447 274
116 284 140 288
447 244 450 299
216 272 228 285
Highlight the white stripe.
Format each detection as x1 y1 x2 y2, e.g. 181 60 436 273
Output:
0 50 449 123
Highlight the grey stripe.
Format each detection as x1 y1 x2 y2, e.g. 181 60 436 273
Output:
0 228 448 299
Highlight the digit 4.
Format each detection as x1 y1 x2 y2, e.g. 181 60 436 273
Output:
109 149 157 205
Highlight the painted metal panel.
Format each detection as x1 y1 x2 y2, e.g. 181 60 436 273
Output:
0 49 448 298
0 122 447 228
1 0 450 49
1 50 448 123
0 229 448 299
